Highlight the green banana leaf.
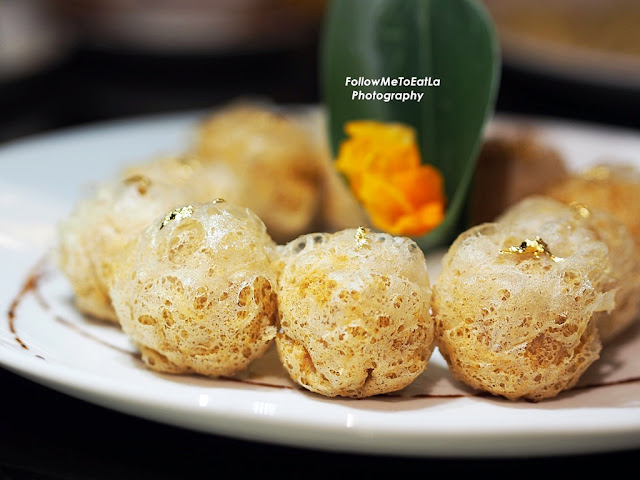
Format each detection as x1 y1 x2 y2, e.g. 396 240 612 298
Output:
321 0 500 251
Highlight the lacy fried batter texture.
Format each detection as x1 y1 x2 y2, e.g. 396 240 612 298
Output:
193 102 324 243
109 201 279 377
546 164 640 249
497 195 640 344
56 170 191 323
274 228 435 398
56 104 332 324
432 213 616 401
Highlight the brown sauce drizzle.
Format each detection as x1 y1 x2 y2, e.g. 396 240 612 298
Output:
6 263 46 351
6 255 134 359
6 256 640 398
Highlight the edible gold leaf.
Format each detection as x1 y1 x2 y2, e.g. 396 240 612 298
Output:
500 236 564 262
160 205 195 230
355 226 370 249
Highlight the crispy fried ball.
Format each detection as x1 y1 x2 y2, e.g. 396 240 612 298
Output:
109 201 279 377
275 228 434 398
56 175 188 322
58 152 250 323
121 154 199 187
193 102 323 243
432 220 615 401
497 195 640 343
546 164 640 248
121 154 241 205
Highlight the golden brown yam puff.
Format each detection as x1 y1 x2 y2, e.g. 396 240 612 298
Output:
109 201 279 377
193 102 323 243
120 154 242 205
275 228 434 398
546 164 640 249
497 195 640 343
56 175 189 323
121 154 197 186
469 133 569 226
432 221 615 402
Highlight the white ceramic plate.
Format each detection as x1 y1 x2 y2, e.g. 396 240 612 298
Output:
1 110 640 458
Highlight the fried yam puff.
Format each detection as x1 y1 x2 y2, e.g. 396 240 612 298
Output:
110 201 278 377
546 164 640 248
498 195 640 343
433 221 615 401
275 228 434 398
56 175 188 322
121 154 242 205
194 102 323 243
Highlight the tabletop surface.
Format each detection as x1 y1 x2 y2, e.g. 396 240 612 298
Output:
2 22 640 478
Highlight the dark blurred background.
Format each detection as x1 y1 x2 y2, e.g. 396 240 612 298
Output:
2 0 640 478
3 0 640 146
0 0 327 144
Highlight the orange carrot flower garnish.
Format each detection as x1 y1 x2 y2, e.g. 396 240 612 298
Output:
335 120 446 236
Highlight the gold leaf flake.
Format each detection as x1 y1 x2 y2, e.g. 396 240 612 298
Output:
355 226 370 249
160 205 194 230
500 236 564 262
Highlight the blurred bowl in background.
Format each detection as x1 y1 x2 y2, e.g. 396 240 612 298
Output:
51 0 327 55
484 0 640 89
0 0 74 84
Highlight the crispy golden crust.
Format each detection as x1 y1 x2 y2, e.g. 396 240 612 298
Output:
194 102 324 243
275 229 434 398
433 220 614 401
121 154 242 205
498 195 640 343
56 175 189 323
57 152 245 323
109 201 279 377
546 164 640 248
